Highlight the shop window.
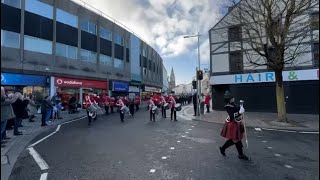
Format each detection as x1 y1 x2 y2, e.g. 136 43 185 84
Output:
24 35 52 54
56 42 77 60
80 49 97 63
314 43 319 67
100 27 112 41
100 54 112 66
1 0 21 8
230 51 243 72
56 8 78 28
114 58 124 69
80 20 96 35
1 30 20 48
25 0 53 19
228 25 242 42
310 11 319 31
114 34 124 46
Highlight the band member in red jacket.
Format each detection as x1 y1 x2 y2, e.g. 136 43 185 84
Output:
134 95 140 111
160 93 167 118
103 94 110 115
116 97 125 122
169 92 177 121
148 97 156 122
110 97 115 113
84 90 97 125
204 94 211 113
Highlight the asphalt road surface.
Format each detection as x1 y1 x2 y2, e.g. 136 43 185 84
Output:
10 106 319 180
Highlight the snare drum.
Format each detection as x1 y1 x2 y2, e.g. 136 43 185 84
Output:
152 106 158 114
120 106 130 114
174 103 182 111
163 103 170 110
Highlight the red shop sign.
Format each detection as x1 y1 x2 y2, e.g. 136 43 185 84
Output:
55 77 107 89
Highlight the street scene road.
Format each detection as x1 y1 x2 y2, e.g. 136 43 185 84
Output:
9 106 319 180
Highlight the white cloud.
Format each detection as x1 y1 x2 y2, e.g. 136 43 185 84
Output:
84 0 223 58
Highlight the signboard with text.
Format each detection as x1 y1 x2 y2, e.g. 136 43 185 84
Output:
1 73 48 86
54 77 107 89
209 69 319 85
112 81 129 92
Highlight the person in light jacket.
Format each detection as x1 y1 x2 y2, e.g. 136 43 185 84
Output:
27 94 38 122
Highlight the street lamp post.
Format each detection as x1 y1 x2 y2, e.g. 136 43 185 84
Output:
184 32 201 116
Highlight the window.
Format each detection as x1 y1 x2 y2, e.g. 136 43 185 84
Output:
1 30 20 48
228 26 242 42
229 51 243 72
80 49 96 63
114 58 124 69
1 0 21 8
100 27 112 41
56 43 77 59
114 34 123 45
142 49 147 57
25 0 53 19
314 43 319 67
56 9 78 28
99 54 112 66
310 12 319 31
24 35 52 54
80 20 96 35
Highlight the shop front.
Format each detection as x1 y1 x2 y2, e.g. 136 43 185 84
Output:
110 80 129 97
1 72 49 102
53 77 108 109
141 85 162 101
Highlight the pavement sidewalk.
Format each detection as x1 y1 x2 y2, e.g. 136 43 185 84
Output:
184 105 319 132
1 110 87 180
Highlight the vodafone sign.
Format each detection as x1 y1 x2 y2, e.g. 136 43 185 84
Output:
54 77 107 89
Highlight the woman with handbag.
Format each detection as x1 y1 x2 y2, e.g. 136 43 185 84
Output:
219 91 248 160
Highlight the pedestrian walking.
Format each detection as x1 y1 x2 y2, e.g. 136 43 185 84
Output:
27 94 38 122
219 91 248 160
204 94 211 113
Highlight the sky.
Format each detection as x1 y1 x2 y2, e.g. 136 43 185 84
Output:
83 0 228 85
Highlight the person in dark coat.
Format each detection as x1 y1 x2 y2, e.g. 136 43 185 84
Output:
192 92 198 116
219 91 248 160
11 92 28 135
41 96 52 126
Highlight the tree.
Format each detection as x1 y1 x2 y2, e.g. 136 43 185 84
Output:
217 0 318 121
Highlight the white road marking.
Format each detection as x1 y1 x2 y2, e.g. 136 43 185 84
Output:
274 154 281 157
181 136 186 137
300 131 319 134
267 147 273 149
55 125 61 132
191 126 194 128
170 147 175 150
150 169 156 173
262 141 267 143
162 156 167 159
40 173 48 180
61 116 86 125
29 132 56 147
188 129 192 131
275 130 297 133
177 141 181 143
27 147 49 170
263 128 275 131
284 165 293 168
254 128 262 131
257 136 262 138
185 132 189 134
189 147 192 149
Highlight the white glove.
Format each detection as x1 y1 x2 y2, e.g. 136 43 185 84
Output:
239 105 245 114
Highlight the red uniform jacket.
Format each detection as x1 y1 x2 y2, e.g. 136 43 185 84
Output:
84 95 96 109
134 96 140 105
116 99 125 108
148 99 155 111
110 97 115 107
169 96 176 109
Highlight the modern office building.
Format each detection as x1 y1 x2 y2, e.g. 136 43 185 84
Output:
1 0 163 107
209 2 319 114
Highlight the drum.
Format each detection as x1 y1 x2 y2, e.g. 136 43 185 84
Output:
120 106 130 114
152 106 158 114
88 104 97 112
174 103 182 111
163 103 170 110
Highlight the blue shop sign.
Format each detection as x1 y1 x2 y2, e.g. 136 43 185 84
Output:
1 73 48 86
112 81 129 92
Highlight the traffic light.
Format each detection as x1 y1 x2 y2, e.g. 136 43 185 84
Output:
197 70 203 80
192 80 197 89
